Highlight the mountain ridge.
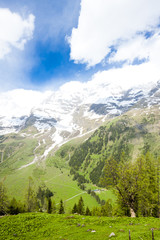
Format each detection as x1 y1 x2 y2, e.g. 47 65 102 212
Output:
0 78 160 162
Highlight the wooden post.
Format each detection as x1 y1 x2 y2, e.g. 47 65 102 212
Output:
152 229 154 240
129 230 131 240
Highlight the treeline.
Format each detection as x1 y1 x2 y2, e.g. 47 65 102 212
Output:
0 177 58 215
71 196 113 217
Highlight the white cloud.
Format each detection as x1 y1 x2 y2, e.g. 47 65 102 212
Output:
69 0 160 67
0 89 50 117
109 29 160 65
0 8 35 59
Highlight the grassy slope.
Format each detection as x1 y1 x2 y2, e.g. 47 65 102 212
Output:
0 213 160 240
69 106 160 186
0 130 105 212
1 163 101 212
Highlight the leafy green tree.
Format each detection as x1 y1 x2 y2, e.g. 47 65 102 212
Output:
103 153 159 217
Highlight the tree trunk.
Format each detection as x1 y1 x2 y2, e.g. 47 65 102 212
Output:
130 208 136 217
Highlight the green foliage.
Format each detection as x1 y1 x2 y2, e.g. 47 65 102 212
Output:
77 197 85 215
47 198 52 214
25 177 38 212
0 182 8 215
85 206 91 216
69 117 140 185
102 152 159 217
89 161 105 184
8 198 21 215
72 203 78 214
59 199 65 214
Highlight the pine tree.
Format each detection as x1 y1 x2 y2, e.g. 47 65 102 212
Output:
85 206 91 216
77 197 85 215
59 200 65 214
72 203 78 214
47 198 52 214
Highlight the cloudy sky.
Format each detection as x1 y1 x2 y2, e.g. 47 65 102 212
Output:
0 0 160 92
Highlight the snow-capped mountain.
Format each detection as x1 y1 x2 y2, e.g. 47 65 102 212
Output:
0 73 160 161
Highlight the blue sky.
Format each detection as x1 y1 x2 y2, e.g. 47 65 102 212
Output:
0 0 86 90
0 0 160 92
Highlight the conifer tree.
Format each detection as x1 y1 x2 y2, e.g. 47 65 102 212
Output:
85 206 91 216
59 200 65 214
72 203 78 214
47 198 52 214
77 197 85 215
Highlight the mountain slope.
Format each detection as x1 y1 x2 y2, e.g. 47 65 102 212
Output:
69 105 160 185
0 78 160 164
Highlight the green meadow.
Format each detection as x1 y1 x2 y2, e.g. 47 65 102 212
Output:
0 213 160 240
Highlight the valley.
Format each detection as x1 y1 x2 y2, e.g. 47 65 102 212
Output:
1 80 160 217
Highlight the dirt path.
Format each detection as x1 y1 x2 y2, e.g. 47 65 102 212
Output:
56 192 86 205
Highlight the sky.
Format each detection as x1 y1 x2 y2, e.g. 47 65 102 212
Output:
0 0 160 92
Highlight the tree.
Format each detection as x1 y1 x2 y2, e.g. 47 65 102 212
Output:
59 200 65 214
26 177 38 212
52 200 56 214
77 197 85 215
102 153 158 217
0 182 8 215
72 203 78 214
45 188 53 200
47 198 52 214
100 199 113 216
37 186 45 208
85 206 91 216
8 198 19 215
37 186 54 212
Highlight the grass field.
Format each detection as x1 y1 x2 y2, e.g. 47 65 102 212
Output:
1 161 109 212
0 213 160 240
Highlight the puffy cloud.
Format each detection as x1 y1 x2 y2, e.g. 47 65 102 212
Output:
109 29 160 65
69 0 160 67
0 8 35 59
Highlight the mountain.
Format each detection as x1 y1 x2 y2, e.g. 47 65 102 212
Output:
1 77 160 210
0 77 160 166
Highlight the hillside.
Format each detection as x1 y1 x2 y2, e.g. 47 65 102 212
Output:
69 105 160 185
